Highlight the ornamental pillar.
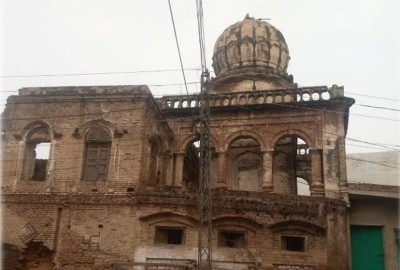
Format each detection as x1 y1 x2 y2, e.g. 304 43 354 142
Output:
166 151 174 186
262 150 274 192
310 149 324 197
174 153 185 188
216 151 227 189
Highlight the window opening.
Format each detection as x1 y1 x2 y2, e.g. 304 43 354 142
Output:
281 236 305 252
24 128 51 181
218 231 245 248
297 177 311 196
155 227 184 245
30 142 51 181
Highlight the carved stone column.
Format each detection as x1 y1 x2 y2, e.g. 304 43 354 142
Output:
262 150 274 192
174 153 185 188
216 151 227 189
165 151 174 186
310 149 324 197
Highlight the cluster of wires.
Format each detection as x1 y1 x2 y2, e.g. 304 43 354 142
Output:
196 0 207 73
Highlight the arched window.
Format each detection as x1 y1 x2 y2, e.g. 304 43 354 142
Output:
83 127 112 181
23 127 51 181
273 136 310 195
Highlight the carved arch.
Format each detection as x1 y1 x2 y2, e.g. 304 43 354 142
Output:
139 211 198 228
212 215 263 232
224 130 265 151
19 120 55 141
74 119 115 140
232 150 261 163
268 220 325 235
179 133 219 153
270 128 314 149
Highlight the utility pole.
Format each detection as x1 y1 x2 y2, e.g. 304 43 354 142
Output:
195 0 212 268
197 69 212 270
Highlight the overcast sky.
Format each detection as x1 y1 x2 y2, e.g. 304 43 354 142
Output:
1 0 399 153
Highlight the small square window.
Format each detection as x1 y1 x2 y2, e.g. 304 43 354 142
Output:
155 227 184 245
281 236 305 252
218 231 245 248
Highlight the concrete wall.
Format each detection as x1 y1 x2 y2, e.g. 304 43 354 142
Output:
349 195 399 270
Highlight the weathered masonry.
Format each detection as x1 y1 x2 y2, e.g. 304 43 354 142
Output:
2 16 355 270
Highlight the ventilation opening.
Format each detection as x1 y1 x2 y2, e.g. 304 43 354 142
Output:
155 227 184 245
218 231 245 248
281 236 305 252
31 142 51 181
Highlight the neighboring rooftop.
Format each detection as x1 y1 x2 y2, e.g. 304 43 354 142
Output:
346 151 399 186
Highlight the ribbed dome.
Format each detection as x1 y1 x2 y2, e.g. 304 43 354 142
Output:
212 15 290 78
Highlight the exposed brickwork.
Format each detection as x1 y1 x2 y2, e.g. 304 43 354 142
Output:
2 18 354 270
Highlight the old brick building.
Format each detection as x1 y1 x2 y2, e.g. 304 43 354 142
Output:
2 16 355 270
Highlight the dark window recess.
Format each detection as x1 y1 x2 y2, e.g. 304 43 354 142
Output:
281 236 305 252
218 232 245 248
155 227 184 245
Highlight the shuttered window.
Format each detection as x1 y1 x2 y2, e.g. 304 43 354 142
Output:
83 127 112 181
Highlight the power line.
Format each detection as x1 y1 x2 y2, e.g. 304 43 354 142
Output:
346 138 400 151
355 104 400 112
346 156 400 169
1 68 200 79
167 0 189 95
346 92 400 102
0 82 200 94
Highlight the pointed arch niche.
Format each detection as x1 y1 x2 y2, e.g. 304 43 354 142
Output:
20 121 55 182
82 126 112 181
227 136 262 191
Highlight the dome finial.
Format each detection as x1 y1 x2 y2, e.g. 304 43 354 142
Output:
245 13 250 19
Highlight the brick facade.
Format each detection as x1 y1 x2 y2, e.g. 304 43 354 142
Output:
2 16 354 270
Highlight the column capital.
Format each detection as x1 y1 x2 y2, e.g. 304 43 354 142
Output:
260 148 274 153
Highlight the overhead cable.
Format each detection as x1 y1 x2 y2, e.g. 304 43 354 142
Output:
1 68 200 79
167 0 189 95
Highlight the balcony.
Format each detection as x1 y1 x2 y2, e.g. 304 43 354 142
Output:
158 85 344 110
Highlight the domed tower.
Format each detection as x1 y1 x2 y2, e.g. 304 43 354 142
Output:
211 14 295 93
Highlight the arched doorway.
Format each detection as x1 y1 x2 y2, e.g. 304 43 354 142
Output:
227 137 262 191
183 140 200 191
273 136 311 195
182 139 217 192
